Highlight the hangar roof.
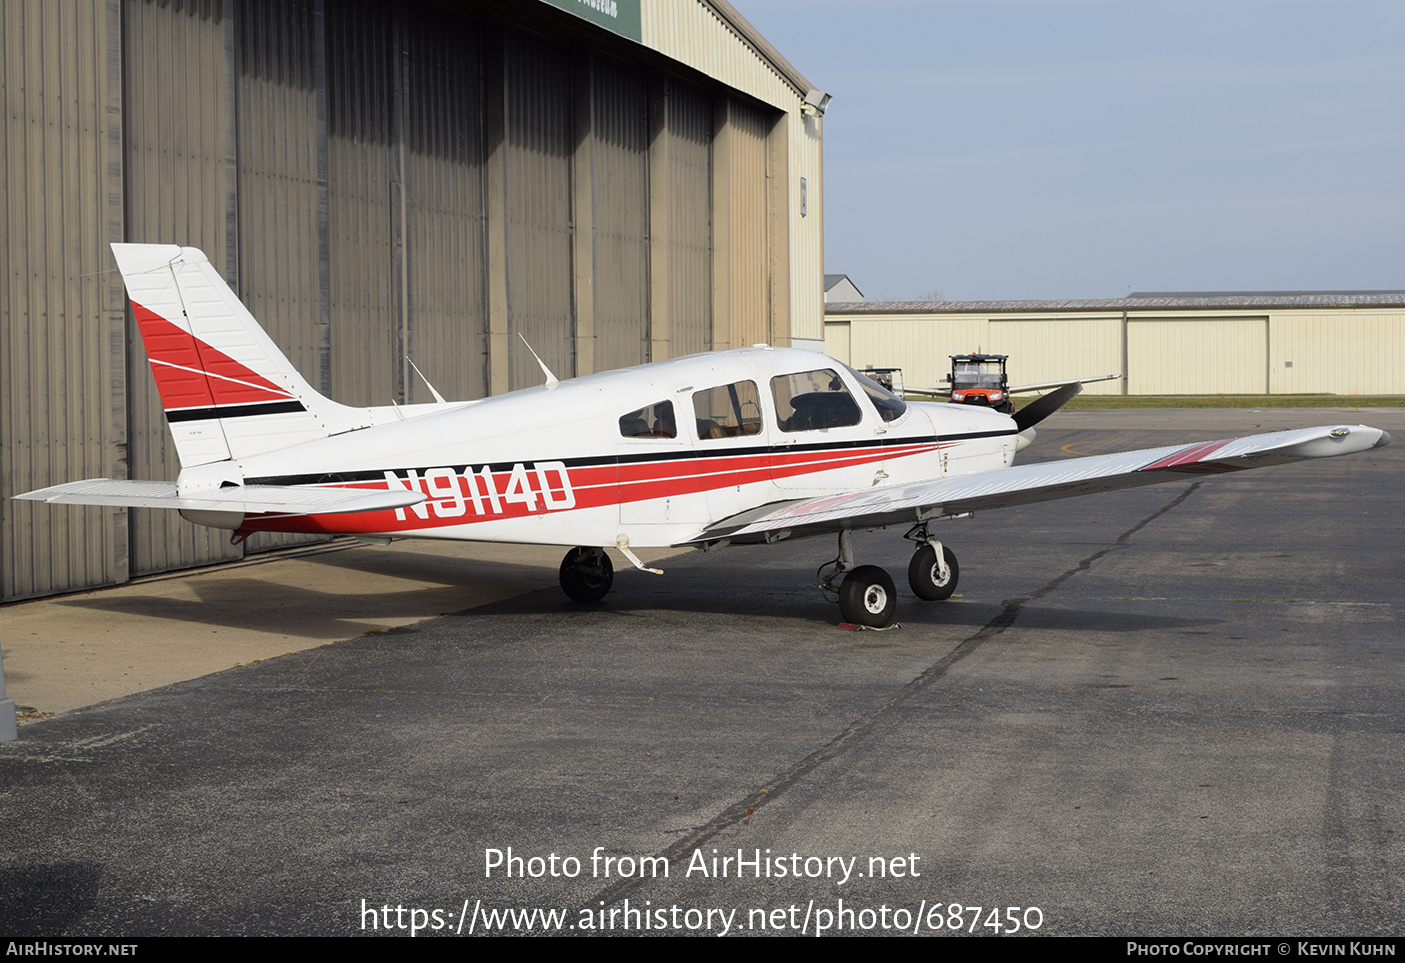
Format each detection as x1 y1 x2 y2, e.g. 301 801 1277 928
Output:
827 291 1405 313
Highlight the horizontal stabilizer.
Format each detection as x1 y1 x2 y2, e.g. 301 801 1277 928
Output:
15 479 425 515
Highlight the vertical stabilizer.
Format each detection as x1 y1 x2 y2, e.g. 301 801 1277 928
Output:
112 244 372 467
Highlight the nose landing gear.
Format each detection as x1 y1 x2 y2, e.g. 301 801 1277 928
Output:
819 526 963 627
908 540 959 600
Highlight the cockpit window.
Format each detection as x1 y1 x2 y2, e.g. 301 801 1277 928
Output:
844 364 907 423
619 400 676 439
692 381 762 440
771 369 863 432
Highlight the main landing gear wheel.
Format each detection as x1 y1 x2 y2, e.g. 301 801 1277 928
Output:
559 546 613 602
908 543 959 601
838 565 897 627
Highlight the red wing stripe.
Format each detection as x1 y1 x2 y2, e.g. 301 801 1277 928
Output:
1138 439 1235 472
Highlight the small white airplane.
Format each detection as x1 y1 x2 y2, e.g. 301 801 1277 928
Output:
17 245 1391 627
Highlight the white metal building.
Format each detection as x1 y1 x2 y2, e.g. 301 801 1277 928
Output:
825 292 1405 397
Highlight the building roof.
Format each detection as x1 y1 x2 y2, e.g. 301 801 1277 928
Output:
824 273 863 295
826 291 1405 313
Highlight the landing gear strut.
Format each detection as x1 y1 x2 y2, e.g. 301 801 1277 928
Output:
819 530 900 627
819 527 964 628
559 546 613 602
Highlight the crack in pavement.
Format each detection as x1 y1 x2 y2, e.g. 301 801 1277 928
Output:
578 481 1205 913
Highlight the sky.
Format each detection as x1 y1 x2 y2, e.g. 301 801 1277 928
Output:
736 0 1405 301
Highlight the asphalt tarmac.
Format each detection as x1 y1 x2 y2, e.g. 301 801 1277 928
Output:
1 408 1401 937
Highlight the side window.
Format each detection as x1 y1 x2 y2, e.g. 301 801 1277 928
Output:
771 369 863 433
692 381 763 440
618 400 676 439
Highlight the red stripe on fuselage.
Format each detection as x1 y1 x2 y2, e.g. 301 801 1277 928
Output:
236 440 946 536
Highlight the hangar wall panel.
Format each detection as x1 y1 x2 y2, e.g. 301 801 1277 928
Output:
235 0 323 391
1269 312 1405 396
590 57 649 372
324 0 396 408
1128 318 1267 394
122 0 242 575
845 315 989 394
234 0 330 554
988 318 1122 395
665 80 713 358
830 308 1405 397
503 32 575 390
402 8 488 403
642 0 797 113
643 0 822 344
719 100 769 348
824 321 849 364
1 0 127 599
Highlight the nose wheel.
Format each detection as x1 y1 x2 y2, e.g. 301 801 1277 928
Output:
559 546 614 602
908 542 959 600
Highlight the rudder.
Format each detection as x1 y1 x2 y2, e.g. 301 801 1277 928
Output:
112 244 371 467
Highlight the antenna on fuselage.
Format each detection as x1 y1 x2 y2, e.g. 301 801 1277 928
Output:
518 333 560 387
407 358 447 404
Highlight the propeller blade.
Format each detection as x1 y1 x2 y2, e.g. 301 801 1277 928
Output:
1013 381 1083 432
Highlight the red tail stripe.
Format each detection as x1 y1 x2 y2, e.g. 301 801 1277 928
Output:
132 301 293 409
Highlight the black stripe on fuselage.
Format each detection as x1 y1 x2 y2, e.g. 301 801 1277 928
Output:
166 400 306 423
242 429 1017 488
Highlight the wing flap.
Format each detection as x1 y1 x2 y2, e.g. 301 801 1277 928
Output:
15 479 425 515
692 424 1388 543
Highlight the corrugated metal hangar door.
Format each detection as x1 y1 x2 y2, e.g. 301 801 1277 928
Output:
3 0 815 600
1128 318 1268 394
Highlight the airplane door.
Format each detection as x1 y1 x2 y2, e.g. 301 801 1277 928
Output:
616 398 695 530
687 379 774 524
769 367 888 492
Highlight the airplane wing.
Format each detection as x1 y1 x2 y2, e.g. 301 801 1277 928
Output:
690 424 1389 545
14 479 425 515
901 373 1120 400
1007 373 1120 394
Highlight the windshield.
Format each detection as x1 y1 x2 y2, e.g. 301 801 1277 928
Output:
952 362 1003 389
843 364 907 422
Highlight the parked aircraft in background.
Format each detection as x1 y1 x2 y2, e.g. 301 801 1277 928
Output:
17 245 1390 627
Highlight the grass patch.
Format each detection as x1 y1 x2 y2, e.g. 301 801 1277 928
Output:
1061 394 1404 410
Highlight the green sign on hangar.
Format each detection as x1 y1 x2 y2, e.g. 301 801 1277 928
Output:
540 0 643 42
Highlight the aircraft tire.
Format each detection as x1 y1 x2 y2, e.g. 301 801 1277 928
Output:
908 544 959 601
560 547 614 603
839 565 897 627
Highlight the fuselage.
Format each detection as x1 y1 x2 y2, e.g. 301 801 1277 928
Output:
183 347 1021 548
